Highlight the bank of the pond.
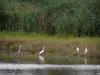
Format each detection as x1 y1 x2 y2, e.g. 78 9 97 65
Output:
0 32 100 58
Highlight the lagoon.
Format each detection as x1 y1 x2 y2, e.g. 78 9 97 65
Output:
0 56 100 75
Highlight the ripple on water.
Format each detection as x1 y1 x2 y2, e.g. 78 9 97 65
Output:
0 63 100 70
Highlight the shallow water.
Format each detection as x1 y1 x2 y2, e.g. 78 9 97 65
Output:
0 64 100 75
0 56 100 75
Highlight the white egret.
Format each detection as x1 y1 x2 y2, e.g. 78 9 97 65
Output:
80 47 88 57
77 47 79 54
74 47 79 56
12 45 22 58
39 47 44 55
85 47 88 54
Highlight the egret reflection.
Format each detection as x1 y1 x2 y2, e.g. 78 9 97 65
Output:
85 58 87 64
39 55 44 64
13 59 20 64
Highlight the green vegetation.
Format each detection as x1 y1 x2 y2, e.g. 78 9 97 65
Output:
0 0 100 60
0 0 100 36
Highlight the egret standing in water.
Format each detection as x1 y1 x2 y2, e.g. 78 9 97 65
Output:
85 47 88 54
77 47 79 54
12 45 22 58
39 47 44 55
39 47 45 64
84 47 88 64
80 47 88 57
74 47 79 56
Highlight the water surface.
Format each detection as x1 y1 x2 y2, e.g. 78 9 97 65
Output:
0 55 100 75
0 64 100 75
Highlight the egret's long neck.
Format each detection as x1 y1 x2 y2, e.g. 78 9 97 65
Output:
43 47 44 50
19 46 21 52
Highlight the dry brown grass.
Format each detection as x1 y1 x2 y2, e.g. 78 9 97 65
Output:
0 32 100 58
0 37 100 58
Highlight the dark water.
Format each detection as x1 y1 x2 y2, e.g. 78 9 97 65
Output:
0 56 100 75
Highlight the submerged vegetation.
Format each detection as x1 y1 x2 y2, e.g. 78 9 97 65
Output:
0 0 100 36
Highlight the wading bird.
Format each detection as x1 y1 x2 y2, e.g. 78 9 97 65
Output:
74 47 79 56
77 47 79 54
39 47 44 55
85 47 88 54
12 45 22 58
80 47 88 57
